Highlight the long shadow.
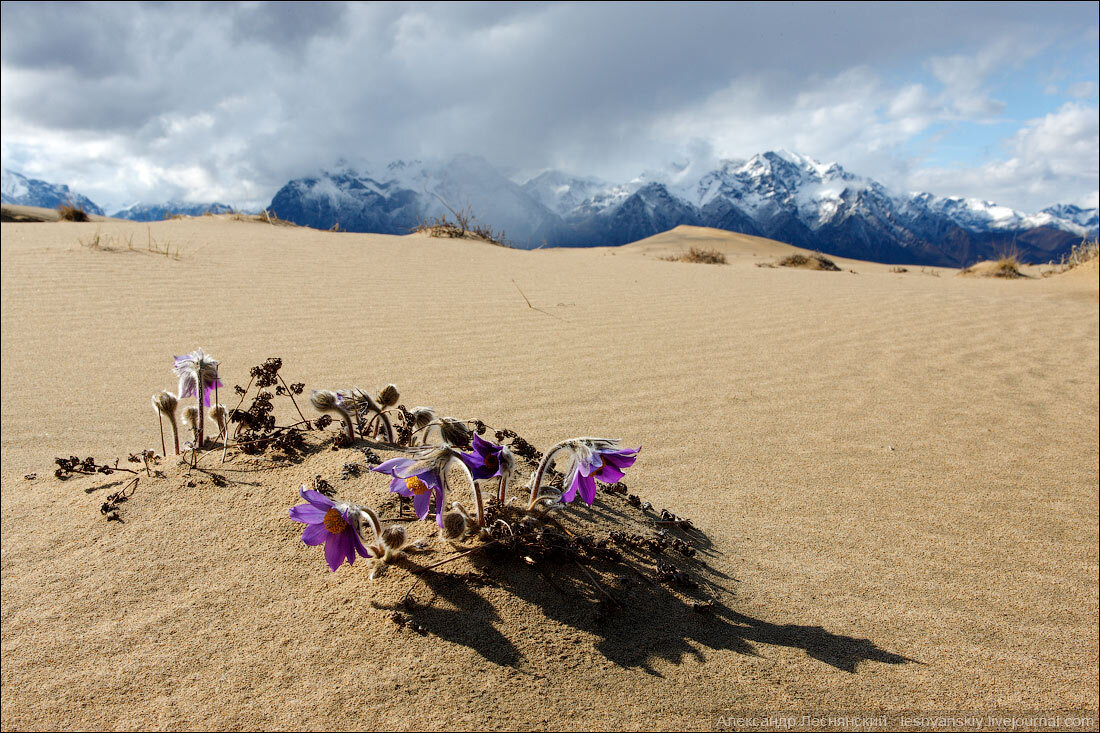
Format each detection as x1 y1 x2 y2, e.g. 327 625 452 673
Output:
385 513 916 676
375 570 523 667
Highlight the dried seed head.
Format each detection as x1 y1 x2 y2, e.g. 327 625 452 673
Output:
377 384 399 408
439 417 472 448
152 391 178 416
440 510 468 540
182 406 200 430
411 406 436 429
380 524 407 551
209 404 228 432
310 389 339 412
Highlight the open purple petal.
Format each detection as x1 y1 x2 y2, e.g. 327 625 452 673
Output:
290 502 328 524
389 476 413 497
299 487 335 511
324 532 351 571
594 465 625 484
301 522 328 546
600 448 640 470
349 525 372 558
561 470 581 503
577 473 598 505
373 457 417 476
412 489 432 520
433 486 446 527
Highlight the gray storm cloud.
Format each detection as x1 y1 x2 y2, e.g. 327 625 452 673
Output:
1 1 1097 211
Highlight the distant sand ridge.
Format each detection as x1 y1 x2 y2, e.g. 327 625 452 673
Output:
1 217 1096 730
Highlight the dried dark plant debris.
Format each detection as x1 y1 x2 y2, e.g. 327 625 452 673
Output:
101 478 138 521
313 475 334 497
357 448 383 466
340 462 362 480
493 428 542 465
55 456 139 480
23 473 36 480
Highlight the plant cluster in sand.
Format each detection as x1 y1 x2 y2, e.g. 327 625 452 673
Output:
1044 238 1099 276
960 254 1025 279
660 247 728 265
57 201 90 222
758 252 841 271
59 350 700 617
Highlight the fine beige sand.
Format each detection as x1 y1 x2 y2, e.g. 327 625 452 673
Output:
1 219 1097 730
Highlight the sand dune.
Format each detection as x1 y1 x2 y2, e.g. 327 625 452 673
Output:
1 218 1097 730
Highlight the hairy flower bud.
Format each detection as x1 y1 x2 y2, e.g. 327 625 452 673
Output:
377 384 400 408
439 417 472 448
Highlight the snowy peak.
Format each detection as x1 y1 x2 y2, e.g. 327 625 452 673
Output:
1 169 104 215
111 201 236 221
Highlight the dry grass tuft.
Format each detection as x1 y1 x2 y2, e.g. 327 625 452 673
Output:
414 212 510 247
661 247 727 265
961 253 1025 279
890 266 908 273
766 252 841 271
57 202 90 222
1044 238 1099 276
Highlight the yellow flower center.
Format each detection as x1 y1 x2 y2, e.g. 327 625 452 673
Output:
323 508 348 534
405 476 430 495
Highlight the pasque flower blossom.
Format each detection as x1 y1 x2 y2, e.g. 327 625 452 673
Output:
528 438 640 508
289 487 371 571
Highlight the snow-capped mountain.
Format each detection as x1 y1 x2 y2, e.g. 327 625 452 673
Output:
1 169 103 215
269 155 574 246
112 201 236 221
267 152 1096 265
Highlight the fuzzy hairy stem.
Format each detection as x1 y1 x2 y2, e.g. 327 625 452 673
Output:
157 413 167 458
447 457 483 527
527 441 573 509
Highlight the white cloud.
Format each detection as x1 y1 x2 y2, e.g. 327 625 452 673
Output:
906 102 1099 210
0 2 1096 213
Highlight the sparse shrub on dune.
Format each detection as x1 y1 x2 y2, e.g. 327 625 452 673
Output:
1044 238 1098 276
766 252 841 271
661 247 727 265
960 251 1026 279
57 201 90 222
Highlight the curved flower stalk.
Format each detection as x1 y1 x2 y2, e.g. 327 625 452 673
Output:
527 438 640 510
458 433 516 504
337 388 395 443
345 503 409 563
310 389 356 441
372 445 484 527
173 349 221 448
289 487 372 571
151 391 179 456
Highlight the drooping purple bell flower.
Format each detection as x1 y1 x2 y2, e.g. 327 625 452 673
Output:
289 487 372 571
372 457 446 526
528 438 640 508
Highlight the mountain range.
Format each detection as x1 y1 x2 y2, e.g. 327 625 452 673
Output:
268 152 1097 266
1 169 104 216
4 154 1097 267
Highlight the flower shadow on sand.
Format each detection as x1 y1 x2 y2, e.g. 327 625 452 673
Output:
375 494 916 677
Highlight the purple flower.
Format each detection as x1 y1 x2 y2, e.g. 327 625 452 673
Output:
458 434 508 480
173 350 222 406
560 441 640 505
289 487 371 571
372 457 446 526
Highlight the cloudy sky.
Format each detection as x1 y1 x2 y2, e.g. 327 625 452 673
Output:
2 1 1097 213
